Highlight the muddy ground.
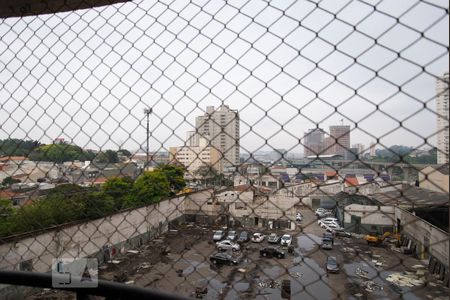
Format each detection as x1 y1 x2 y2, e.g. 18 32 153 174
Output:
27 208 448 299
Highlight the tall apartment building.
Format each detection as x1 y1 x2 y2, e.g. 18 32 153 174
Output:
304 128 325 157
195 105 240 169
436 72 449 164
369 141 376 157
169 137 222 176
329 125 351 157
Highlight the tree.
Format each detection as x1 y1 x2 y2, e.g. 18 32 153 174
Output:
29 143 85 163
156 164 186 194
117 149 132 157
95 150 119 164
84 192 115 219
2 176 20 186
130 170 170 207
102 176 134 210
0 139 40 156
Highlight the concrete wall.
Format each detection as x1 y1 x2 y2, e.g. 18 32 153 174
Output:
342 204 395 233
0 196 185 273
395 207 449 267
344 205 395 226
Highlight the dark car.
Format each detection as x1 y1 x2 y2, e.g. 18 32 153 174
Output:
320 238 333 250
238 231 250 243
322 232 334 244
209 252 238 266
326 256 339 273
334 229 352 238
260 247 286 259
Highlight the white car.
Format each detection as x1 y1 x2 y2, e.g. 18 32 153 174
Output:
315 208 326 215
322 217 338 223
251 233 265 243
325 223 342 232
216 240 240 252
226 230 238 241
213 230 225 241
319 220 339 229
280 234 292 246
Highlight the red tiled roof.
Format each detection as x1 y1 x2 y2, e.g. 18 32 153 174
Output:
345 177 359 186
0 156 27 161
0 190 16 198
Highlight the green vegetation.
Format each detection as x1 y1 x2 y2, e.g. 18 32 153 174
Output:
372 146 437 164
0 139 41 157
1 176 20 187
0 165 186 238
0 138 130 164
29 144 85 163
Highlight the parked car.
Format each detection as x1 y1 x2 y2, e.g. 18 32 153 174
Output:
213 230 225 242
226 230 238 241
321 217 338 223
333 229 352 238
280 234 292 247
326 256 340 273
322 232 334 243
296 212 303 222
325 223 342 232
318 211 334 219
267 233 281 244
238 231 250 243
318 220 336 228
210 252 238 266
251 232 265 243
216 240 240 252
260 247 286 258
315 208 327 215
321 238 333 250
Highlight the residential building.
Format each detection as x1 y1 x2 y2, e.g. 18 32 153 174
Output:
195 105 239 169
323 136 334 155
329 125 351 157
304 128 325 157
169 137 222 176
437 72 449 164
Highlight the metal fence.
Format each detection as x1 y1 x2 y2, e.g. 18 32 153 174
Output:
0 0 449 299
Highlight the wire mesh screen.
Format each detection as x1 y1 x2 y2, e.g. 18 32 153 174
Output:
0 0 449 299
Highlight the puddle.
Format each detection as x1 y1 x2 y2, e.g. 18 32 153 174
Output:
182 260 209 276
296 234 322 255
262 265 286 279
203 277 227 299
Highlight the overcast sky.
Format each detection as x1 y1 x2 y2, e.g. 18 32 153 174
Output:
0 0 448 155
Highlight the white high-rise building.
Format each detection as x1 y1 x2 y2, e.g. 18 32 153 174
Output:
352 143 365 155
196 105 240 170
369 142 376 157
436 72 449 164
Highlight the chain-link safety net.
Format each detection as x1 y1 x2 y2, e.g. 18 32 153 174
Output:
0 0 449 299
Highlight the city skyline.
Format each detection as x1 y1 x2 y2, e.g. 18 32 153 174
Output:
0 1 448 155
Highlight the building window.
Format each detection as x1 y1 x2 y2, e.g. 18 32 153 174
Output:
19 259 33 271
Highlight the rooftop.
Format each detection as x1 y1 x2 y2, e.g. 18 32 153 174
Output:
371 186 449 208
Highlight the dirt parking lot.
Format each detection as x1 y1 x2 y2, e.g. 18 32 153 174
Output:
29 207 449 300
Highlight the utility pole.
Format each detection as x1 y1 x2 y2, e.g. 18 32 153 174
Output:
144 108 152 171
